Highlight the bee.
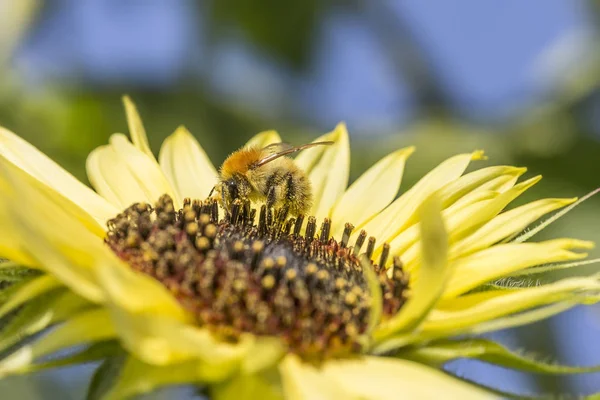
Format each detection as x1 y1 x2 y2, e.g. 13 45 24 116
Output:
211 141 333 216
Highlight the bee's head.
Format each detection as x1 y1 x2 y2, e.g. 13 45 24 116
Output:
215 174 252 213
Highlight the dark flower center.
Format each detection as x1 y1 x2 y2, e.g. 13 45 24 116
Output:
105 194 409 360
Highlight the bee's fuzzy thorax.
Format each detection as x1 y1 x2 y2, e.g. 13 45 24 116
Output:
220 147 262 178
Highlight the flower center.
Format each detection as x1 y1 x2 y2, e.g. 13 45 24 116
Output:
105 194 409 360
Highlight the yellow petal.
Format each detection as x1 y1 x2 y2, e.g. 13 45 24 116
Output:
96 255 188 319
159 126 218 200
424 276 600 333
0 308 115 377
468 301 577 336
213 371 284 400
443 239 593 299
0 127 118 224
1 158 116 302
322 356 494 400
109 309 252 366
451 197 577 259
122 95 154 159
436 165 525 208
109 134 178 203
105 356 240 400
360 151 484 248
384 167 524 263
87 134 177 208
330 147 415 237
244 130 282 148
0 195 36 265
400 177 540 271
0 155 105 237
294 123 350 222
97 257 251 366
373 195 449 341
279 355 352 400
87 145 150 208
388 192 497 269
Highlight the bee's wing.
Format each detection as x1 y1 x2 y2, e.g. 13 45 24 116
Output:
261 142 296 155
255 141 334 167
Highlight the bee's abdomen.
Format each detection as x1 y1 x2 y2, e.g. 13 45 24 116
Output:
264 167 311 215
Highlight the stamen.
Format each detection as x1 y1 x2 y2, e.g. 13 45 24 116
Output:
340 223 354 248
105 194 410 361
353 230 367 256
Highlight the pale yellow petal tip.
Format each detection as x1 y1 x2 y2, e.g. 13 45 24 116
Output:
331 122 349 140
395 146 416 159
511 166 528 176
569 239 595 250
122 94 133 106
522 175 542 187
471 150 487 161
562 197 579 205
173 125 192 138
108 133 134 149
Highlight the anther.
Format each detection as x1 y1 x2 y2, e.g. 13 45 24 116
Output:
379 243 390 267
365 237 376 259
276 256 287 268
293 215 304 236
210 201 218 221
204 224 217 238
196 236 210 251
232 241 245 257
267 208 273 228
230 201 241 224
185 222 199 236
320 218 331 244
353 230 367 256
340 223 354 248
283 219 294 235
306 263 318 275
258 206 267 234
306 217 317 242
261 275 276 290
198 214 210 226
285 269 297 281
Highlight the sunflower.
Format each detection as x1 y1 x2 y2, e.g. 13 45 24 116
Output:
0 97 599 399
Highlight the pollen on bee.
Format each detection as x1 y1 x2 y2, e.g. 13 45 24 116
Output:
105 194 410 361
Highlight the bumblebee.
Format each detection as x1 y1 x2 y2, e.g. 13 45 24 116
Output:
212 141 333 216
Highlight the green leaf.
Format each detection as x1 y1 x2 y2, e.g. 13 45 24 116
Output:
0 275 62 318
0 289 90 354
0 308 116 377
0 269 44 303
399 338 600 374
87 348 127 400
0 263 41 286
24 340 121 375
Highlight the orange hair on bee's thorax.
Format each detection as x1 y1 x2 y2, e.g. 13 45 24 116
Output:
220 147 263 179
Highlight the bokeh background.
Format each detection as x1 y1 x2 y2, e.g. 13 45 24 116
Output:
1 0 600 398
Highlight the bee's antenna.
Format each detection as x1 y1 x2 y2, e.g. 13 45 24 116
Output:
208 186 216 198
